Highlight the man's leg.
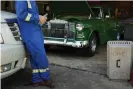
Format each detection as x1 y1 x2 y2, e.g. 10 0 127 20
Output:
37 49 50 80
36 31 55 88
25 42 43 83
27 31 51 80
30 56 43 83
38 31 51 80
26 31 54 87
32 47 50 80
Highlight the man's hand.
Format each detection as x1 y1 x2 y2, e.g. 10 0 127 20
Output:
39 15 47 25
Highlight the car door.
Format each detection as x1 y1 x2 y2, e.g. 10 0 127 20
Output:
104 8 119 41
91 7 107 44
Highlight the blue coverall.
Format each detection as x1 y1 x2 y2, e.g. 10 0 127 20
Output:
15 0 50 83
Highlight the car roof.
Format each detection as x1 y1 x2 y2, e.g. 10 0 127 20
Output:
1 11 17 22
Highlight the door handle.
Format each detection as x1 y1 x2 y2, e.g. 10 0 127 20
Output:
116 59 120 68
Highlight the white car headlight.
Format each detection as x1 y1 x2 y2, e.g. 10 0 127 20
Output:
0 63 11 73
0 33 4 44
76 23 84 31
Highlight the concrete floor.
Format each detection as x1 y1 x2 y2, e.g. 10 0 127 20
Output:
47 45 107 75
1 45 133 89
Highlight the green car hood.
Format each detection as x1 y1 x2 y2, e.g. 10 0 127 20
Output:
58 15 88 21
57 15 95 24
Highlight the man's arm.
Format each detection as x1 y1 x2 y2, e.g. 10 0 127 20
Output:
15 1 39 24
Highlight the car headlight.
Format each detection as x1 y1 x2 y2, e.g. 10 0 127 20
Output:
76 23 84 31
0 33 4 44
0 63 11 73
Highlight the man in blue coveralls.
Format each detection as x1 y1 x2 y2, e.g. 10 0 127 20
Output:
15 0 55 88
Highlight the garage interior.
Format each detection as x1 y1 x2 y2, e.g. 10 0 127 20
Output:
1 1 133 17
1 1 133 89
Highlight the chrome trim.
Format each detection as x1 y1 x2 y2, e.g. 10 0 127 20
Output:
49 19 68 24
43 21 75 39
44 40 88 48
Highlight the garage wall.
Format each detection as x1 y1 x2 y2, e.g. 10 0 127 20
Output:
1 1 133 17
1 1 15 13
103 1 133 17
1 1 49 14
36 1 50 15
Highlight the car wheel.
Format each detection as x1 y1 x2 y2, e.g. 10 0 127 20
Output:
88 33 98 56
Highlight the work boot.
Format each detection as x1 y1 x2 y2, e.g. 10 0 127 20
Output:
24 81 46 87
43 79 55 88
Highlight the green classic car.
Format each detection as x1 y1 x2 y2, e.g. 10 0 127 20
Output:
42 1 124 56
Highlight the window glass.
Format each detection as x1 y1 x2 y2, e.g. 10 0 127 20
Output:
91 8 101 18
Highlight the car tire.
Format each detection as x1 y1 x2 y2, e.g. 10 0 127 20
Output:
88 33 98 57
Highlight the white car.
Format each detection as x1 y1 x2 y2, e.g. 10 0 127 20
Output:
0 11 27 79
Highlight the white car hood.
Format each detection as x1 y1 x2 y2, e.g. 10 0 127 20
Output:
1 11 17 23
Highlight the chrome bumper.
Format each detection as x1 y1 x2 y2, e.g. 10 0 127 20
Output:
44 40 88 48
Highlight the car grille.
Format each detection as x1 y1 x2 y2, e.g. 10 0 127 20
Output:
42 22 75 39
68 22 75 39
7 23 22 41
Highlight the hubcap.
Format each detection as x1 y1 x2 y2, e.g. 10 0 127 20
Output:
91 38 96 52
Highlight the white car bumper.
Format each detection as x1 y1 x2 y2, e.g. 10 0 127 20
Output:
0 44 27 79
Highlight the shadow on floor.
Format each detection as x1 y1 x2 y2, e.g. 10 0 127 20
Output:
45 44 106 58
